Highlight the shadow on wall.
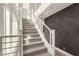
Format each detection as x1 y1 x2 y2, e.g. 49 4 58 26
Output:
44 3 79 56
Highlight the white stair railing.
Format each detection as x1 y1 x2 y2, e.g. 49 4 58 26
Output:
31 9 55 55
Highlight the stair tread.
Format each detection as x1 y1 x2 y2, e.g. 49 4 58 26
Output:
23 30 37 32
36 52 50 56
29 33 39 35
23 34 40 36
24 28 36 30
23 33 40 36
24 37 41 40
23 46 46 54
23 26 35 27
23 34 40 37
24 32 39 35
23 34 40 38
23 27 36 29
28 37 41 39
23 41 43 46
23 31 38 33
23 25 35 27
23 29 36 30
23 23 34 25
23 27 35 28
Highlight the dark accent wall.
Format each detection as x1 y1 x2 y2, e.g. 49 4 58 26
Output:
45 3 79 56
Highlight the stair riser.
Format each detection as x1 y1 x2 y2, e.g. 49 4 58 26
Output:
23 23 34 25
23 23 33 24
24 38 41 43
24 28 37 31
23 26 35 28
23 48 47 56
23 28 36 30
24 30 37 32
23 43 44 50
23 24 34 26
23 27 35 29
24 33 39 35
23 21 32 22
24 35 40 38
23 32 38 34
23 21 30 24
23 26 34 27
23 34 40 38
30 35 40 37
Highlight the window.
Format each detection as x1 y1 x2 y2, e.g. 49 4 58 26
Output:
2 7 19 56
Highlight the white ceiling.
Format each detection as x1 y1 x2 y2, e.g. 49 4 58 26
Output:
38 3 73 19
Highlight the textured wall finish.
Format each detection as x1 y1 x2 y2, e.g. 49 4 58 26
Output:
45 4 79 56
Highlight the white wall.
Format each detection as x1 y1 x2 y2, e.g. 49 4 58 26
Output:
0 6 4 55
39 3 73 18
22 9 27 19
8 3 18 18
0 6 4 35
35 3 51 16
22 4 31 19
23 3 30 10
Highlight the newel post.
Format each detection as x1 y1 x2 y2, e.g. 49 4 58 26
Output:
51 29 55 56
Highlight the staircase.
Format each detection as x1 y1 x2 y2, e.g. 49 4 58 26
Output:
23 19 50 56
